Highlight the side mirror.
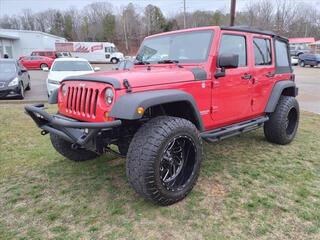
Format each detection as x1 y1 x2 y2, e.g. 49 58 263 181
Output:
218 54 239 68
42 67 49 72
94 67 101 72
215 54 239 79
21 69 27 73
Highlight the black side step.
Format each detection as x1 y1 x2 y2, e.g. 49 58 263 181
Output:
200 116 269 142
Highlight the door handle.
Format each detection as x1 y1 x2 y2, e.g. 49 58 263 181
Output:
265 72 275 78
241 74 252 80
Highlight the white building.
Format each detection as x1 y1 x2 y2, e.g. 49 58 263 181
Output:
0 29 66 59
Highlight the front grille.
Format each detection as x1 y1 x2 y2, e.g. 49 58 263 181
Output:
65 86 99 118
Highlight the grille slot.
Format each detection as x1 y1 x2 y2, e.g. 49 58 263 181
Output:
65 86 99 118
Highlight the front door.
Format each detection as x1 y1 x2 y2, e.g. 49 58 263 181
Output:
211 33 253 127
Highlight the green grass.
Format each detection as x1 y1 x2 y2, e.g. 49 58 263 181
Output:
1 104 320 240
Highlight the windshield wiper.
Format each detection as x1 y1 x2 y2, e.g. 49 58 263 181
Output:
157 60 183 68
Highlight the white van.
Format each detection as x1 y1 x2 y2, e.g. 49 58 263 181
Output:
55 42 124 64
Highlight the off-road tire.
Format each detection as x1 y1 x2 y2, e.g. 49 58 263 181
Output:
50 133 99 161
264 96 299 145
126 116 203 205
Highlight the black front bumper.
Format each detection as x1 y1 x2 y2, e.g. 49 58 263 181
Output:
0 85 21 98
25 104 122 146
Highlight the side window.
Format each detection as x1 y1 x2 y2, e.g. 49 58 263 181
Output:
253 38 272 66
39 52 45 56
219 34 247 67
275 40 289 67
105 47 111 53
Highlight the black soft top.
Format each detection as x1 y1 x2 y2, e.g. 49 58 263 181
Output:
221 26 288 42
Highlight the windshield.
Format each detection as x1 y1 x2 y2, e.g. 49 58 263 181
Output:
52 61 92 71
136 30 214 63
0 62 16 73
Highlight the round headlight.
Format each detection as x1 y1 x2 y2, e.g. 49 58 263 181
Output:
105 88 114 105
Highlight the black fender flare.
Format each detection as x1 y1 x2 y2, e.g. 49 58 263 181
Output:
265 80 298 113
109 89 204 131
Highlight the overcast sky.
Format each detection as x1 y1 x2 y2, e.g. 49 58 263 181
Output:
1 0 320 17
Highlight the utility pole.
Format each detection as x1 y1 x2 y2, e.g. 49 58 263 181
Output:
230 0 236 26
183 0 186 29
123 9 129 52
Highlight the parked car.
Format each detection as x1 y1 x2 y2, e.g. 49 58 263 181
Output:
298 53 320 67
31 50 57 59
31 50 72 59
56 52 72 58
0 59 30 99
19 56 54 70
26 26 299 205
290 44 311 57
45 58 100 96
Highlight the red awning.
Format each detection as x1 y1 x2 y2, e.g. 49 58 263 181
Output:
289 38 315 44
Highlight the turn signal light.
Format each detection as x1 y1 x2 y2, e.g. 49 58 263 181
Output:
137 107 145 115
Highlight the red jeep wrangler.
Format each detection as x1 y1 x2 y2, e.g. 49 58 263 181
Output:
25 26 299 205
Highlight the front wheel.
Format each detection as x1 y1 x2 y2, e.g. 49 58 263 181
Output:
299 61 305 67
264 96 299 145
126 116 203 205
18 83 24 99
26 77 31 90
50 134 99 161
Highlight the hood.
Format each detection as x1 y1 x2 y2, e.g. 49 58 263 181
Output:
48 70 94 82
79 66 205 89
0 72 17 83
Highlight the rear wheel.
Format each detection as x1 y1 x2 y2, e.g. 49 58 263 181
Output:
126 116 203 205
40 63 48 70
50 133 99 161
264 96 299 145
111 58 119 64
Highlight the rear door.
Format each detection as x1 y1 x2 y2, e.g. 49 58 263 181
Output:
211 32 253 126
250 35 275 114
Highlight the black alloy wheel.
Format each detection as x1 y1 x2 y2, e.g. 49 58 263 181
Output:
160 135 196 192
